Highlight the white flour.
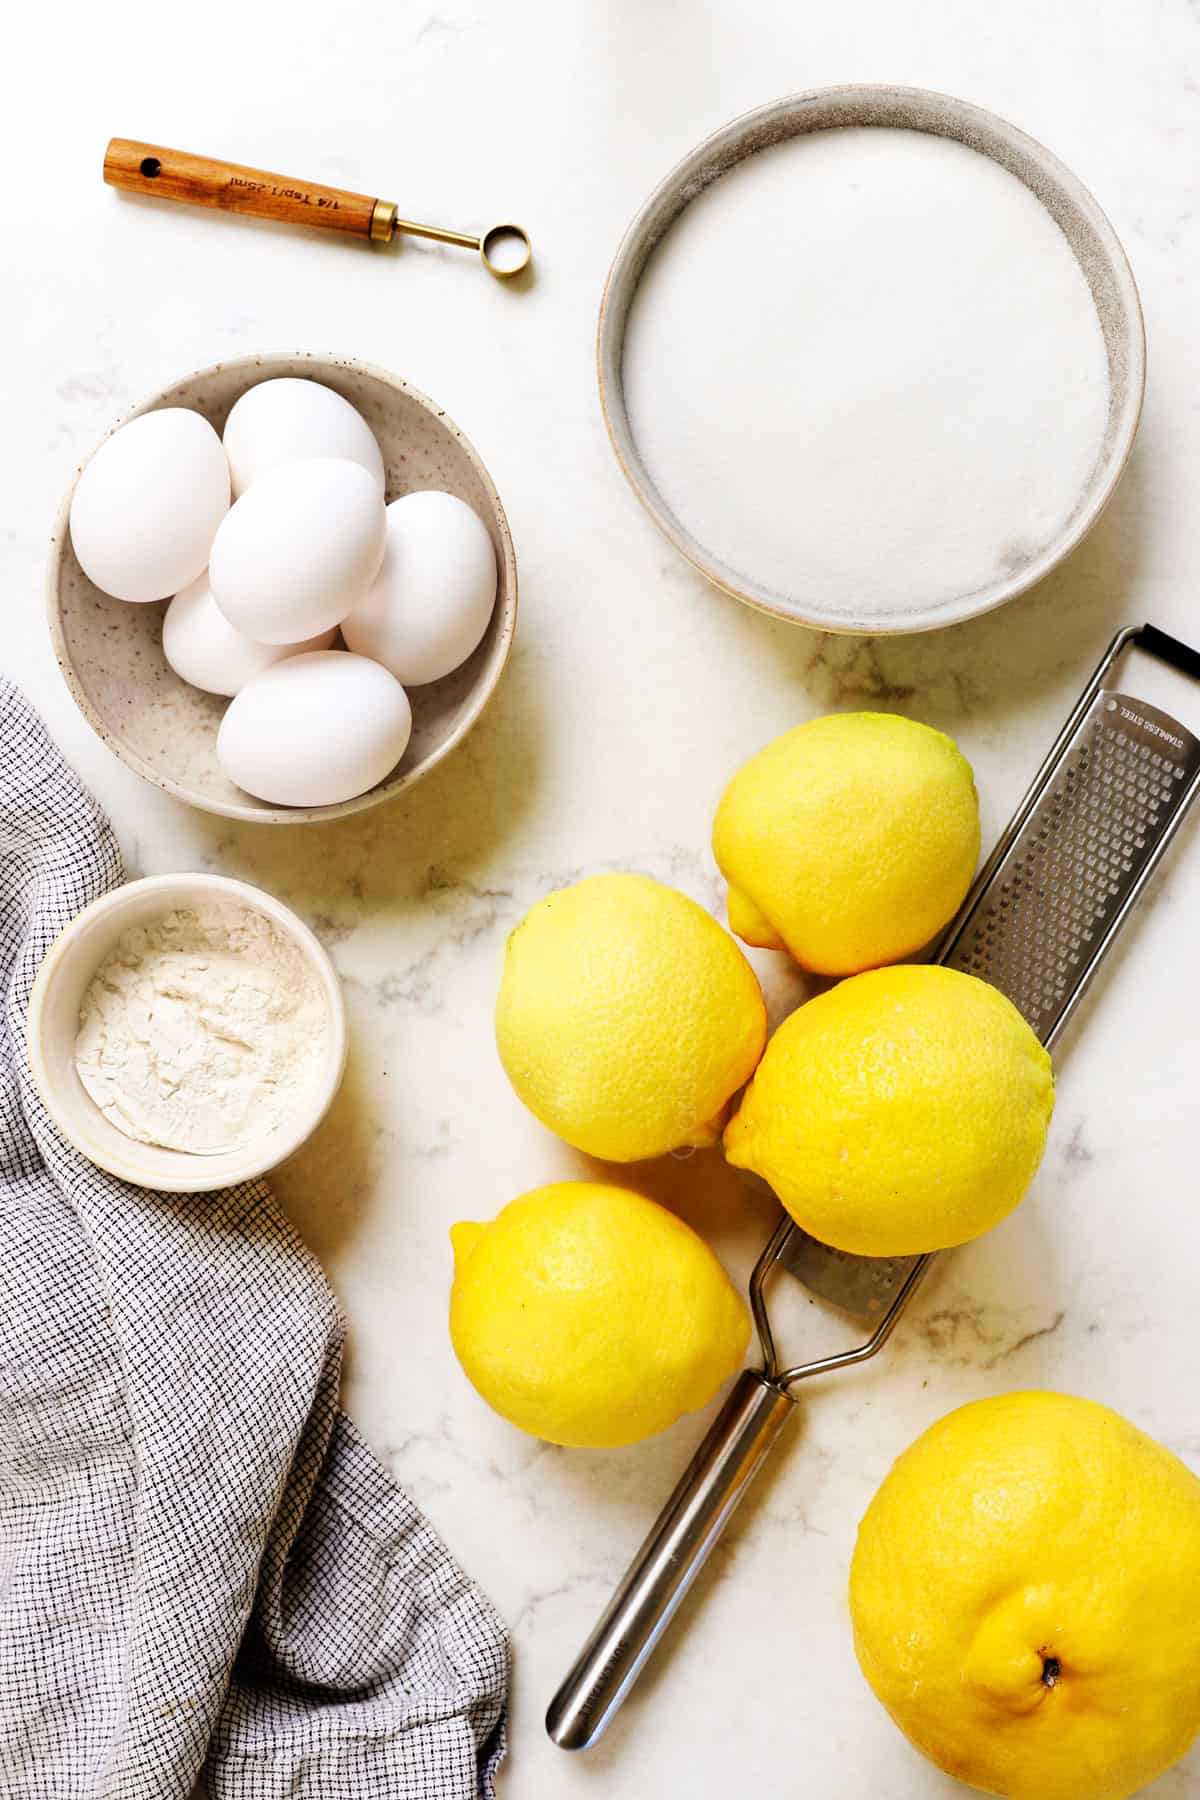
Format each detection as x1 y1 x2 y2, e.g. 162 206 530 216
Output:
623 127 1111 620
75 901 327 1155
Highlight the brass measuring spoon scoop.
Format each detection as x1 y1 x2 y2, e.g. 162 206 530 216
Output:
103 138 532 280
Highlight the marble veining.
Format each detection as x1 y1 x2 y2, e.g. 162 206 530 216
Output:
9 2 1200 1795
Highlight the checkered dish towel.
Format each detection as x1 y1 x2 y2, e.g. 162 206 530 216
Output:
0 679 508 1800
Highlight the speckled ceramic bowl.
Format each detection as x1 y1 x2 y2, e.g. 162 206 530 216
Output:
599 86 1145 635
48 352 517 822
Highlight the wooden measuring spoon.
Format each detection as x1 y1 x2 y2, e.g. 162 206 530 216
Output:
103 138 531 278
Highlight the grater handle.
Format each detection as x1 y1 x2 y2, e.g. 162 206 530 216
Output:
1136 623 1200 685
546 1370 795 1750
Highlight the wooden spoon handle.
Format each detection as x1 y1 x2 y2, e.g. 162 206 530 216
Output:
103 138 385 240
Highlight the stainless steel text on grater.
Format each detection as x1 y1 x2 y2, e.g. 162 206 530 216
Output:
547 624 1200 1753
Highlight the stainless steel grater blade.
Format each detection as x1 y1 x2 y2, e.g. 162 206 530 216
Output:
946 686 1200 1033
548 624 1200 1753
777 1231 920 1318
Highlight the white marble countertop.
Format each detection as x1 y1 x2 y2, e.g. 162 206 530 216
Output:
8 3 1200 1794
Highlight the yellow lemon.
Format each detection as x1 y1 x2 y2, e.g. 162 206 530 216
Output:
713 711 980 975
723 965 1053 1256
449 1182 750 1447
495 873 766 1162
850 1392 1200 1800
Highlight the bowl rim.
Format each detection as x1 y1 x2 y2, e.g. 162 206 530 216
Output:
26 871 349 1193
597 83 1147 637
46 349 518 823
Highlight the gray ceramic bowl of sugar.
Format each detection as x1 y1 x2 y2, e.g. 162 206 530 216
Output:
599 85 1146 635
47 352 517 823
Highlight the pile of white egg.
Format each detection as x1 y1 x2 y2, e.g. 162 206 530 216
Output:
68 378 498 807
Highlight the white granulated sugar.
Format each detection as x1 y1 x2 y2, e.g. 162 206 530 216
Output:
623 127 1111 620
75 901 327 1156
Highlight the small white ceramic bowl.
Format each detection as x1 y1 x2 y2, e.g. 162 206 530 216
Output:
47 351 518 823
27 872 347 1193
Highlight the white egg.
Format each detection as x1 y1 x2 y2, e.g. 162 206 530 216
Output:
217 651 412 806
341 490 497 685
209 458 386 644
69 408 230 603
162 575 337 697
222 378 385 498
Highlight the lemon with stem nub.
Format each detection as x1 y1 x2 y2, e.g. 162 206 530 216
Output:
851 1392 1200 1800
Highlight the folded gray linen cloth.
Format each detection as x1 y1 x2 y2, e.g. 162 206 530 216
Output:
0 678 508 1799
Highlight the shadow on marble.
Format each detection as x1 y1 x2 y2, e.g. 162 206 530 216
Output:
272 1038 383 1263
578 1143 780 1264
111 185 381 266
110 184 531 292
679 437 1151 734
181 633 545 916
